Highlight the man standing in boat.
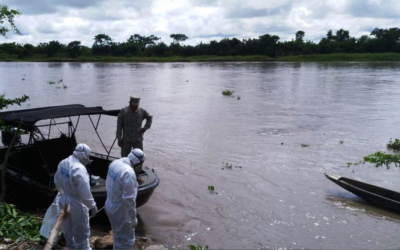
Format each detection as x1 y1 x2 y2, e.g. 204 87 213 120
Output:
54 143 98 250
116 96 152 157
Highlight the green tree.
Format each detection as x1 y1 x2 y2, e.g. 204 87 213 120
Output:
146 42 167 57
67 41 81 58
326 29 335 40
126 34 160 54
0 42 23 54
36 42 48 54
370 27 400 52
80 45 92 56
295 30 305 42
0 4 20 37
355 35 372 52
170 34 188 44
92 34 113 55
258 34 280 57
18 43 34 58
335 29 350 41
318 38 336 53
128 34 160 47
0 94 29 128
47 40 62 57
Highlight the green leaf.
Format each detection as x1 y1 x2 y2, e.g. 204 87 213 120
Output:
12 207 17 218
6 204 11 215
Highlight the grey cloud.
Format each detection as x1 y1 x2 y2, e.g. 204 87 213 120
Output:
254 23 293 37
83 12 122 21
2 0 104 15
37 26 58 35
81 1 154 21
225 2 293 19
2 0 57 15
188 0 218 7
348 0 400 19
194 33 238 39
360 26 376 34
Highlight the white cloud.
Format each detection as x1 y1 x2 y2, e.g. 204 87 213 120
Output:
1 0 400 46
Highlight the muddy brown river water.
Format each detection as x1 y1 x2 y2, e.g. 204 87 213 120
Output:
2 61 400 249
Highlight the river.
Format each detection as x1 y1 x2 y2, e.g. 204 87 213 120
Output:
1 61 400 249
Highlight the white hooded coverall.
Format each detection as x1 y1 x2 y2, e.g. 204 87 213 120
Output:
105 157 138 249
54 154 96 250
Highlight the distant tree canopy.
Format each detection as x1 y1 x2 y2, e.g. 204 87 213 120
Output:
1 27 400 58
170 34 188 44
92 34 113 55
370 27 400 52
67 41 81 58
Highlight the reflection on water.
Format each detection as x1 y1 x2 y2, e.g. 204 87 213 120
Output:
2 61 400 249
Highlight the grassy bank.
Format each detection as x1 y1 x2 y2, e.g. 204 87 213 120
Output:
277 53 400 61
1 53 400 63
0 54 273 62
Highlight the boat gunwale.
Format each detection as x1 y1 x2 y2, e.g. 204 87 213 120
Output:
325 173 400 209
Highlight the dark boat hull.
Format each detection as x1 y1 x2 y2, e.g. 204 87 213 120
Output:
325 173 400 213
1 162 159 209
91 166 159 208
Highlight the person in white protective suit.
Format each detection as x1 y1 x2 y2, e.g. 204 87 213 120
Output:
54 143 98 250
105 148 145 249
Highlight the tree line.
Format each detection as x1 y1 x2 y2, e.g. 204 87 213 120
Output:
1 28 400 59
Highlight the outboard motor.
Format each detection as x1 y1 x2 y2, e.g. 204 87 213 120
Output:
1 129 21 146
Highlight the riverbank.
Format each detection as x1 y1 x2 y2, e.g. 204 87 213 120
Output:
0 203 167 250
1 53 400 62
0 55 273 62
277 52 400 61
0 225 167 250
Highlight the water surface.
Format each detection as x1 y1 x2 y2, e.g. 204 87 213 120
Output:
2 61 400 249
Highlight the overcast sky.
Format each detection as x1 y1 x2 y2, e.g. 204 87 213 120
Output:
1 0 400 47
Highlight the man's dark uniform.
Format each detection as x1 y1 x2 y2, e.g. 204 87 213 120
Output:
116 99 152 157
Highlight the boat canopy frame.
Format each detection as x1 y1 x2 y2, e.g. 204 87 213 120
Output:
0 104 120 159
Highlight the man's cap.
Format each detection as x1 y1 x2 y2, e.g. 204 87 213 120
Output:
129 97 140 105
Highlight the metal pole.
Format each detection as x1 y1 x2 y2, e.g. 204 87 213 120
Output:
0 119 23 202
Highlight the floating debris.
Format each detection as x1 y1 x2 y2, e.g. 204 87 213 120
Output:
222 89 234 96
222 162 242 170
208 185 218 194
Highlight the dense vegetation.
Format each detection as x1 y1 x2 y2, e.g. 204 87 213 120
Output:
0 203 42 241
1 28 400 61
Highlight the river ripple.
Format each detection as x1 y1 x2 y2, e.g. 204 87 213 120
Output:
2 61 400 249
